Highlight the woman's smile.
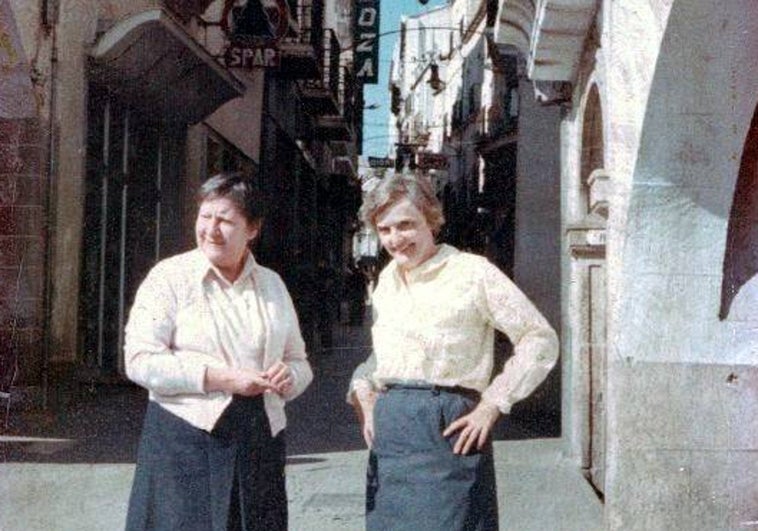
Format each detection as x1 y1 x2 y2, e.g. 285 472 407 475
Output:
375 198 437 272
195 196 259 282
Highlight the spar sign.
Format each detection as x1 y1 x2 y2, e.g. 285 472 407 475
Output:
221 0 294 69
354 0 380 84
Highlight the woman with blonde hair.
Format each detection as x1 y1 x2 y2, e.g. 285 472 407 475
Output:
349 172 558 530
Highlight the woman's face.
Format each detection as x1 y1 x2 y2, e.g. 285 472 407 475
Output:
195 196 259 281
375 197 437 272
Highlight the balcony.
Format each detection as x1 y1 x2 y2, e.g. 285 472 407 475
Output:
298 29 340 116
476 104 517 155
278 0 324 79
313 65 355 141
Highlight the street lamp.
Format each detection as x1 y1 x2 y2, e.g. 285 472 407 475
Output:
427 62 445 93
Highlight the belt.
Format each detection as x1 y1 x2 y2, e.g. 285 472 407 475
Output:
383 381 481 401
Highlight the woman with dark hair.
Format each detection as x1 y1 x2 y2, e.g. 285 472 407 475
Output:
348 172 559 530
124 172 312 530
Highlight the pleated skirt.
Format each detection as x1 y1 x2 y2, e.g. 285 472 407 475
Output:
366 385 499 531
126 396 286 531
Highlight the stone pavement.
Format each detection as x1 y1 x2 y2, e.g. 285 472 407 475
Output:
0 318 602 530
0 439 602 531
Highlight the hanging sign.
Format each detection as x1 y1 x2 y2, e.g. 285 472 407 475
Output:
221 0 294 69
368 156 394 168
354 0 380 84
417 152 448 171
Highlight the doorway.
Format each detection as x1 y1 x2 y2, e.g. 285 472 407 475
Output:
568 83 608 495
79 86 186 375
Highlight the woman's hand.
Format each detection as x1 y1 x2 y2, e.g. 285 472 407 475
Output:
353 388 377 448
263 361 294 396
204 366 274 396
442 400 501 455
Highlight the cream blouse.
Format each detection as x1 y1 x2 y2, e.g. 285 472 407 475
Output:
351 244 558 414
124 249 312 435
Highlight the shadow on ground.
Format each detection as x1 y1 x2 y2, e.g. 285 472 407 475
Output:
1 322 559 464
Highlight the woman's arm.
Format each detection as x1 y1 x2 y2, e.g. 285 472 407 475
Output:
352 381 377 448
478 259 559 413
270 281 313 401
124 265 210 396
444 258 559 454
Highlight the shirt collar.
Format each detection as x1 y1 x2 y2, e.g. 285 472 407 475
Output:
390 243 459 283
192 248 258 286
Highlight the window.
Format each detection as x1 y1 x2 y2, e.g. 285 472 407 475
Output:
206 129 258 181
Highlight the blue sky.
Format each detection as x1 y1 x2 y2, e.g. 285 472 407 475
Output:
361 0 447 157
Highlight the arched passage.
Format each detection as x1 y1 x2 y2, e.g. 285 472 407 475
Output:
617 0 758 367
609 0 758 527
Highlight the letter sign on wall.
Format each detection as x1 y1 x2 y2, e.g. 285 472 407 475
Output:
220 0 292 69
354 0 380 84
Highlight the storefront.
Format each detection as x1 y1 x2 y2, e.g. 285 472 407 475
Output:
77 9 244 376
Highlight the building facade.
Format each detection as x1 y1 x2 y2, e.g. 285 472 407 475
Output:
492 0 758 528
1 0 362 405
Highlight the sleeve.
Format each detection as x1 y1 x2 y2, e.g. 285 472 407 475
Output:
123 264 208 396
277 279 313 402
476 259 559 414
346 350 377 405
345 274 386 405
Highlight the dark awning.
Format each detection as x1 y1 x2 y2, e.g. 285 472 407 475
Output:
89 9 244 124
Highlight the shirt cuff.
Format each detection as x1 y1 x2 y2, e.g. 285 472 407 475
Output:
280 369 299 401
481 387 514 415
346 378 375 405
188 363 209 395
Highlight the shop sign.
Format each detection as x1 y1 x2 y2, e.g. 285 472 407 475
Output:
224 45 279 68
354 0 380 84
220 0 292 69
368 156 394 168
417 152 448 171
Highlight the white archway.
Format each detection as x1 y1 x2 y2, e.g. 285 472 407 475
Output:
608 0 758 527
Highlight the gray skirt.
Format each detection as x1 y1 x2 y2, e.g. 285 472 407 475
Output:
126 396 286 531
367 384 499 531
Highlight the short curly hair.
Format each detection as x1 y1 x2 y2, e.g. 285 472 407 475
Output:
196 172 267 225
359 171 445 236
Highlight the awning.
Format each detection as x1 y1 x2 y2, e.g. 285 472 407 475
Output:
89 9 244 124
494 0 597 83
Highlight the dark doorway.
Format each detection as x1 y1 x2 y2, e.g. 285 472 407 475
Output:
79 86 186 376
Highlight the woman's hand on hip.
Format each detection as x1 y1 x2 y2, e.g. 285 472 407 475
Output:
442 400 501 455
263 361 294 396
353 388 377 448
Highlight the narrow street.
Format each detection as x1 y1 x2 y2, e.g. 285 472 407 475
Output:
0 316 601 531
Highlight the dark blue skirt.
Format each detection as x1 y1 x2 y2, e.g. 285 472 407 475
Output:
126 396 286 531
367 385 499 531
